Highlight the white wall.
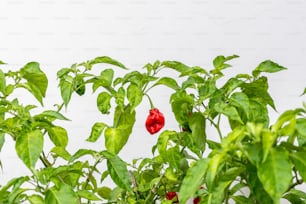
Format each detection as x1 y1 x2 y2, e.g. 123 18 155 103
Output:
0 0 305 201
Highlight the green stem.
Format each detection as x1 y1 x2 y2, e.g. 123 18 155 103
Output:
207 116 223 140
144 93 154 109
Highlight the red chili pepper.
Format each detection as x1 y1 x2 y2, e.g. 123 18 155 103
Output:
145 108 165 134
166 191 178 202
193 197 200 204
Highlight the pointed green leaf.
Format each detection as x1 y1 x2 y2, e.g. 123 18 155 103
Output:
212 55 239 71
0 132 4 152
45 184 79 204
90 56 126 69
290 151 306 181
127 83 143 111
101 150 132 192
105 106 136 154
229 92 250 119
170 91 194 125
188 112 206 151
20 62 48 104
28 195 44 204
242 76 275 110
97 92 112 114
0 69 6 95
302 87 306 96
214 102 243 124
284 189 306 204
38 110 70 121
69 149 97 162
16 130 43 169
257 148 292 202
47 126 68 147
179 158 209 204
153 77 180 90
157 130 172 161
296 118 306 138
162 61 190 73
87 122 108 142
59 76 73 106
51 147 71 161
77 190 100 201
252 60 287 77
104 127 128 154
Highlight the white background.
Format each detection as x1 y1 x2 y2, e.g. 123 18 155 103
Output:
0 0 306 202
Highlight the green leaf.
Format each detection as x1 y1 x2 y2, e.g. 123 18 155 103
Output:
230 195 254 204
170 91 194 125
45 184 79 204
97 92 112 114
162 61 190 73
198 78 217 101
208 180 232 204
101 150 132 192
28 195 44 204
0 132 5 152
75 76 86 96
207 152 225 189
248 100 269 127
302 87 306 96
18 82 45 106
90 56 126 69
127 83 143 111
47 126 68 147
157 130 175 161
243 143 263 166
179 158 209 204
20 62 48 105
97 187 111 199
261 130 277 162
77 190 100 201
0 69 6 95
59 76 73 107
229 92 250 120
284 189 306 204
214 102 243 124
57 68 71 78
257 148 292 202
51 146 71 161
296 118 306 138
188 112 206 151
166 146 181 169
38 110 70 121
0 60 6 65
152 77 180 90
105 106 136 154
212 54 239 70
247 164 273 203
290 151 306 181
15 130 43 169
242 76 275 110
87 122 108 142
104 127 129 154
252 60 287 77
69 149 97 162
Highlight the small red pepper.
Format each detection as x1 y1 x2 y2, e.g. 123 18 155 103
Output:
166 191 178 202
193 197 200 204
145 108 165 134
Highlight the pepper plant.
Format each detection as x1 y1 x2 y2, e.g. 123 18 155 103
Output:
0 55 305 204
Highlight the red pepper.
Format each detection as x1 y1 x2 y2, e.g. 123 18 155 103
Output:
193 197 200 204
166 191 178 202
145 108 165 134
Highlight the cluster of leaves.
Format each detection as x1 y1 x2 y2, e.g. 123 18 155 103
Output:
0 56 305 204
